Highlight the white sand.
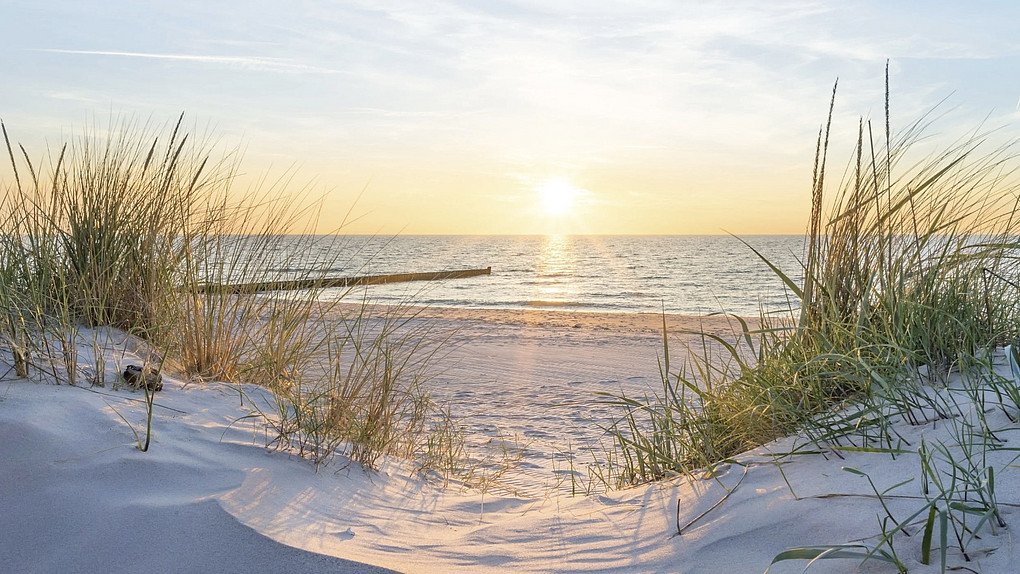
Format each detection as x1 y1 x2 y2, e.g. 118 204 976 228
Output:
2 311 1019 573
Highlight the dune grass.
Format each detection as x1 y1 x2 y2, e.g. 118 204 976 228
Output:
604 73 1020 482
0 115 458 472
602 70 1020 569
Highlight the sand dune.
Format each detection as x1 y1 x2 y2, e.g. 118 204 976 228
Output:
2 310 1018 573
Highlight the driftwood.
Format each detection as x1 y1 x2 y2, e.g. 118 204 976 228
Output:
195 267 492 294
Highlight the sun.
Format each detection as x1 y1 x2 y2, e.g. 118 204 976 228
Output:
536 179 581 216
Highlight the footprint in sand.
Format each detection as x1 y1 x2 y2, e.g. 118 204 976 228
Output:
331 528 355 541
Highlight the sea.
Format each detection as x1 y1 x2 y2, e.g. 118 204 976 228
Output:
261 235 807 317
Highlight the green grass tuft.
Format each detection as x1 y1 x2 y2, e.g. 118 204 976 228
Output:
0 115 462 474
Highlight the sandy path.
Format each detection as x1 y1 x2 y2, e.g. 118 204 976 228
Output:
327 304 760 495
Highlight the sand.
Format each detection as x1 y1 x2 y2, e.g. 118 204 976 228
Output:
2 308 1018 573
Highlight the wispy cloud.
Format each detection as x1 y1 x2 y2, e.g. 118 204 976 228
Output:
45 91 104 104
338 107 489 119
31 49 343 74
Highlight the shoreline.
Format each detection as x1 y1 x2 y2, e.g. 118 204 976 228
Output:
330 301 764 340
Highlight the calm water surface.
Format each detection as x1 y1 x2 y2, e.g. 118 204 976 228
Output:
258 235 806 316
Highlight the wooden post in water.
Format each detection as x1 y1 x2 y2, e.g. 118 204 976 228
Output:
197 267 492 294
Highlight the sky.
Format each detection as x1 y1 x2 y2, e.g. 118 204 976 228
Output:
2 1 1019 235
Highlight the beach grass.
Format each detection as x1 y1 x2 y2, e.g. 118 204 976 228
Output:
601 70 1020 569
604 72 1020 481
0 115 459 472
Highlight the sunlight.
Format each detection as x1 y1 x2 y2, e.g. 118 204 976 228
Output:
535 179 581 217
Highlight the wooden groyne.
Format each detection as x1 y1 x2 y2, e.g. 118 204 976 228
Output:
197 267 492 294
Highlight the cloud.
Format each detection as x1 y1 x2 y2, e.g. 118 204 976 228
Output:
45 91 103 104
31 49 344 75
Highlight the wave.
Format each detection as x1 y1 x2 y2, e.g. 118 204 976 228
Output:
524 300 582 308
615 291 648 298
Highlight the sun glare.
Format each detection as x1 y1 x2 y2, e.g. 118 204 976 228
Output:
536 179 580 217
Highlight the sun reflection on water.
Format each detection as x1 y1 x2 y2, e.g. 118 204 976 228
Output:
531 235 580 307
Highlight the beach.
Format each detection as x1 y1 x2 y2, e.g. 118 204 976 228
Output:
5 4 1020 571
3 307 1019 573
